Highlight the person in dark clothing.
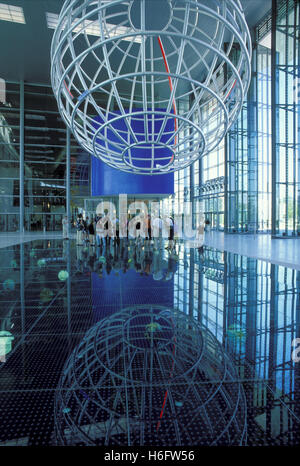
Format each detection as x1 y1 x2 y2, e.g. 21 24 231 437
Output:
83 217 89 242
147 214 151 240
205 219 211 232
96 214 105 248
115 217 120 244
76 218 84 245
88 217 95 246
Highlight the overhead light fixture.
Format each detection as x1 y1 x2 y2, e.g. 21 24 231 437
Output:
25 114 46 121
27 135 51 140
46 12 141 43
0 3 25 24
41 182 66 189
25 149 54 154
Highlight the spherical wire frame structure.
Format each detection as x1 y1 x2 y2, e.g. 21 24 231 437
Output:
51 0 252 175
54 306 247 446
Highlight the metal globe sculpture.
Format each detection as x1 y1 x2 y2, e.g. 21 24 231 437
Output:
51 0 251 175
55 306 247 446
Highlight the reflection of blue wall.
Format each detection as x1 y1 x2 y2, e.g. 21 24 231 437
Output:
91 111 174 195
92 268 174 322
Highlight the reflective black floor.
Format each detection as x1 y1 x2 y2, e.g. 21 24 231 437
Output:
0 238 300 446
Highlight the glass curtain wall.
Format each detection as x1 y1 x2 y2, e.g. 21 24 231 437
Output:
201 141 225 230
0 82 20 232
173 98 191 233
273 0 300 236
227 101 249 232
175 248 300 441
0 81 90 233
257 39 272 232
226 40 260 234
24 83 66 232
186 97 225 232
176 2 300 236
70 132 90 218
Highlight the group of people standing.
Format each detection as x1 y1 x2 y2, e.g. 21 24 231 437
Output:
75 212 176 250
65 212 207 252
76 214 96 246
62 214 96 243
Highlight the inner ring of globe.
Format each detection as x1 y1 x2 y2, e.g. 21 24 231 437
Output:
92 309 206 382
129 0 173 32
123 313 176 351
92 110 207 173
122 142 175 171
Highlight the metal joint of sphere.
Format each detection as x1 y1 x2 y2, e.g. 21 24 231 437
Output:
51 0 252 175
54 306 247 446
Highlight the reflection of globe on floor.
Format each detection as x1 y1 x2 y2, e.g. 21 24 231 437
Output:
10 259 17 269
0 331 14 360
227 324 245 340
39 287 54 303
37 259 46 268
3 279 15 291
55 306 247 446
58 270 69 281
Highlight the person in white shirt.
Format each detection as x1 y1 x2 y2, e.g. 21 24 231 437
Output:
162 216 174 250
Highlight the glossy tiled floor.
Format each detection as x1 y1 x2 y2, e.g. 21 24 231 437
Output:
0 238 299 446
1 230 299 270
0 232 66 249
204 232 300 271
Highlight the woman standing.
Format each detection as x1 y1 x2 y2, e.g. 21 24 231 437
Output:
205 219 211 233
83 217 89 242
76 218 84 245
165 216 174 251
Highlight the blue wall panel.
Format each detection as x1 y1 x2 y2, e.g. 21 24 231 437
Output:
92 157 174 195
91 111 174 195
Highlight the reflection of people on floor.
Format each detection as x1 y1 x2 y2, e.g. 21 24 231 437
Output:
143 249 153 275
74 235 180 281
165 250 178 280
62 238 69 260
152 216 163 250
104 245 113 275
198 245 204 259
120 240 129 274
62 215 69 239
152 249 163 280
88 249 96 271
76 217 84 245
197 216 205 242
76 245 84 273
